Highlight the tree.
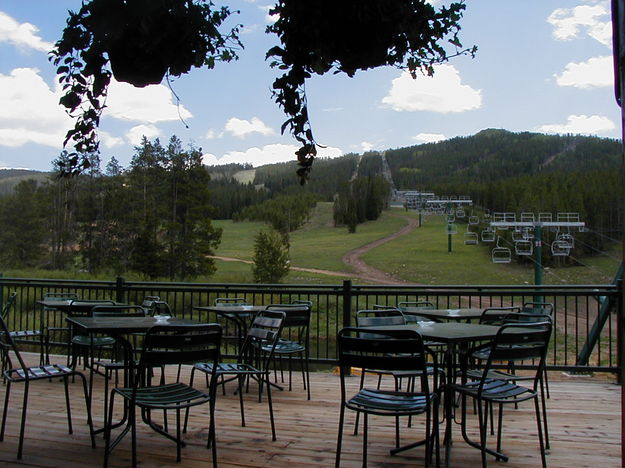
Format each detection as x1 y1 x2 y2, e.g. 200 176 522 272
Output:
51 0 474 179
252 228 290 283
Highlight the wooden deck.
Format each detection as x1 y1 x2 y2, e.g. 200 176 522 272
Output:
0 354 620 468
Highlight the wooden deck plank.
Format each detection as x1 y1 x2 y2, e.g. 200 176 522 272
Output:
0 354 620 467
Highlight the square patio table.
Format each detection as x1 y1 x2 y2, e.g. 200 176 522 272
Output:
66 316 200 434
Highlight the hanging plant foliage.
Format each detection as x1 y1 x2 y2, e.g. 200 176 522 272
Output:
50 0 241 175
266 0 476 182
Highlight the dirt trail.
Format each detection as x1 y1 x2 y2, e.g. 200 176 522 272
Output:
341 215 417 284
212 214 419 284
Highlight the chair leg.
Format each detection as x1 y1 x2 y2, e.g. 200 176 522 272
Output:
77 372 96 449
362 412 368 468
265 371 277 441
534 397 547 468
0 380 11 442
17 380 30 459
477 399 488 468
238 374 246 427
63 376 73 434
335 404 345 468
540 374 550 450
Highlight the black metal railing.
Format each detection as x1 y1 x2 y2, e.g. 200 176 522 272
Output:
0 276 621 375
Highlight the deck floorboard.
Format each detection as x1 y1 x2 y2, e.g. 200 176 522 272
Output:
0 354 620 467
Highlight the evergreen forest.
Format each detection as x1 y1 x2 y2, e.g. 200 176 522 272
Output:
0 129 620 278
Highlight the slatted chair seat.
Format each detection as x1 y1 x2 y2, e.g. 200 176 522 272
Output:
10 363 74 380
453 378 537 403
347 387 432 415
114 382 211 410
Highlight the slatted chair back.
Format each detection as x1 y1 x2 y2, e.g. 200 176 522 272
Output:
146 301 173 317
0 309 31 379
291 299 312 307
140 296 161 314
68 299 116 317
138 324 222 373
478 321 552 392
522 302 554 318
91 305 147 318
338 327 430 390
503 312 552 324
356 309 406 327
214 297 248 306
265 304 311 329
398 300 436 323
240 310 285 368
0 292 17 321
479 306 522 325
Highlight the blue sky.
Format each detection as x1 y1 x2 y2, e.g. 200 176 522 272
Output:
0 0 619 172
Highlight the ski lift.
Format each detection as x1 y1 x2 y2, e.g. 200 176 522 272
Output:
446 223 457 235
447 213 455 223
520 212 535 223
492 237 512 263
551 240 570 256
468 215 480 225
456 209 466 218
464 226 478 245
522 227 534 240
481 227 496 242
511 229 525 242
514 239 533 256
556 232 574 249
538 212 552 223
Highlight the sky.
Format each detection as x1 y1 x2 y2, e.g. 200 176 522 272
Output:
0 0 620 172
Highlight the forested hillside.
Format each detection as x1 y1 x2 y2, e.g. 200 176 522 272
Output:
0 129 620 276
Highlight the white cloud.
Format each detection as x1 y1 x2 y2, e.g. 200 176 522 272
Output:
555 55 612 88
100 130 125 148
203 143 343 167
548 2 611 47
104 80 192 123
205 129 222 139
126 124 161 146
0 68 70 148
359 141 375 152
224 117 274 137
382 65 482 113
413 133 446 143
0 12 53 52
537 114 615 135
260 5 279 24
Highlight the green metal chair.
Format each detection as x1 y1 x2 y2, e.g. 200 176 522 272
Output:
263 303 312 399
450 321 552 468
1 292 49 370
190 310 285 441
103 323 222 468
0 308 95 460
335 327 440 468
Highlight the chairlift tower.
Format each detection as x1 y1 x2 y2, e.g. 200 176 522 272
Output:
490 214 585 286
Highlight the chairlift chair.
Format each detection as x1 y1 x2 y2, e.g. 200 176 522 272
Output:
520 212 535 223
538 212 552 223
511 229 524 243
481 228 495 243
468 215 480 225
447 213 455 223
491 237 512 264
446 223 457 235
514 239 533 256
464 231 479 245
551 240 570 256
456 209 465 218
556 232 574 249
522 227 534 240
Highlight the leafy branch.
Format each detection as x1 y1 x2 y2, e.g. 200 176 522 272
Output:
266 0 477 182
50 0 242 176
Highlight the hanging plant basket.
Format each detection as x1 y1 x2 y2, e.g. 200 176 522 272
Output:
51 0 241 173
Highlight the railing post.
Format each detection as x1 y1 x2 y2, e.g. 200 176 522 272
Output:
340 279 353 375
115 276 126 303
342 280 352 329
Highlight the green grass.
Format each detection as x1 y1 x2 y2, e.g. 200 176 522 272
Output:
361 212 621 285
289 203 409 272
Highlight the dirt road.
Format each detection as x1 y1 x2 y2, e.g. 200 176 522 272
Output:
212 214 419 284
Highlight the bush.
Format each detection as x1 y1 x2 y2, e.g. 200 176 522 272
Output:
252 228 290 283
